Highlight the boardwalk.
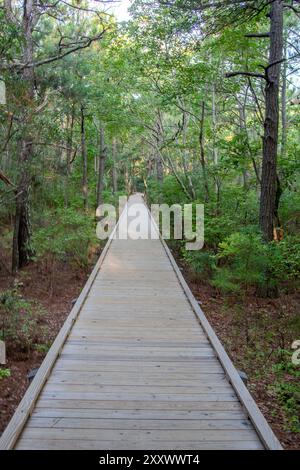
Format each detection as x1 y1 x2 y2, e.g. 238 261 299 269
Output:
0 195 281 450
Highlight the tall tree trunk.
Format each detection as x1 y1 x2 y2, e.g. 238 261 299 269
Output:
199 100 210 202
12 0 36 273
181 108 195 199
156 152 164 183
155 113 164 184
64 104 75 208
81 105 88 211
212 83 219 191
111 137 118 194
96 126 106 207
281 33 287 158
124 165 131 195
259 0 283 242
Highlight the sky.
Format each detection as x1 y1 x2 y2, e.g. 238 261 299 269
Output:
108 0 131 22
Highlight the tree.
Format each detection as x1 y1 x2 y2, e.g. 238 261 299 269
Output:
154 0 299 239
1 0 108 272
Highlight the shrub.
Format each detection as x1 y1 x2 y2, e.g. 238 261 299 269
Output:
272 350 300 433
211 229 300 295
212 229 269 294
0 368 10 380
182 250 215 278
32 207 97 268
270 235 300 284
0 289 45 352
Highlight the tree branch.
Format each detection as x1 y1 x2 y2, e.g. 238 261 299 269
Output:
283 3 300 17
0 169 14 186
225 71 267 81
245 33 270 38
2 30 108 71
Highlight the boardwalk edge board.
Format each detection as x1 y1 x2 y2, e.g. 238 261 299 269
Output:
144 196 282 451
0 204 127 450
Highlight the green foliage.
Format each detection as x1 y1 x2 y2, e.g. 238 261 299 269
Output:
272 350 300 433
32 207 97 268
34 343 51 354
0 289 45 352
0 368 11 380
182 250 215 278
271 236 300 284
212 229 269 293
147 176 188 205
210 230 300 295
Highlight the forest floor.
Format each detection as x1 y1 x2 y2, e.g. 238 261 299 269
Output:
173 249 300 450
0 255 97 435
0 244 299 449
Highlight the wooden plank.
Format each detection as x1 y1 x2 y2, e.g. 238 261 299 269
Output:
48 372 227 386
59 354 215 362
52 360 223 373
40 391 238 402
44 383 232 394
67 339 208 346
35 399 244 411
63 343 211 350
15 439 263 450
18 427 258 442
27 417 253 430
31 408 246 420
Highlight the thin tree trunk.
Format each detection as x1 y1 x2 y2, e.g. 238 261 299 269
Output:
124 165 131 195
155 113 164 184
259 0 283 242
112 137 118 194
81 105 88 211
96 126 106 207
281 33 287 157
212 83 219 193
64 104 75 208
199 100 210 202
181 108 195 199
164 149 192 201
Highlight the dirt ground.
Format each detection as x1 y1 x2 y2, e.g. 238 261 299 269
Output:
0 258 94 435
174 253 300 450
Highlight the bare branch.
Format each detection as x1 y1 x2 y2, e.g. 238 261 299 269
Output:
283 3 300 17
245 33 270 38
247 77 264 124
17 30 108 69
0 168 14 186
225 71 267 81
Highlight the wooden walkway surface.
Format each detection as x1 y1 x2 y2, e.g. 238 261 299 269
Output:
0 195 281 450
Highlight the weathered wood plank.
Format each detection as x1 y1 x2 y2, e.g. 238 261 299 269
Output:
27 417 253 430
52 360 223 373
31 409 246 420
40 391 238 402
15 439 264 450
19 427 258 442
44 383 233 394
35 399 244 411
